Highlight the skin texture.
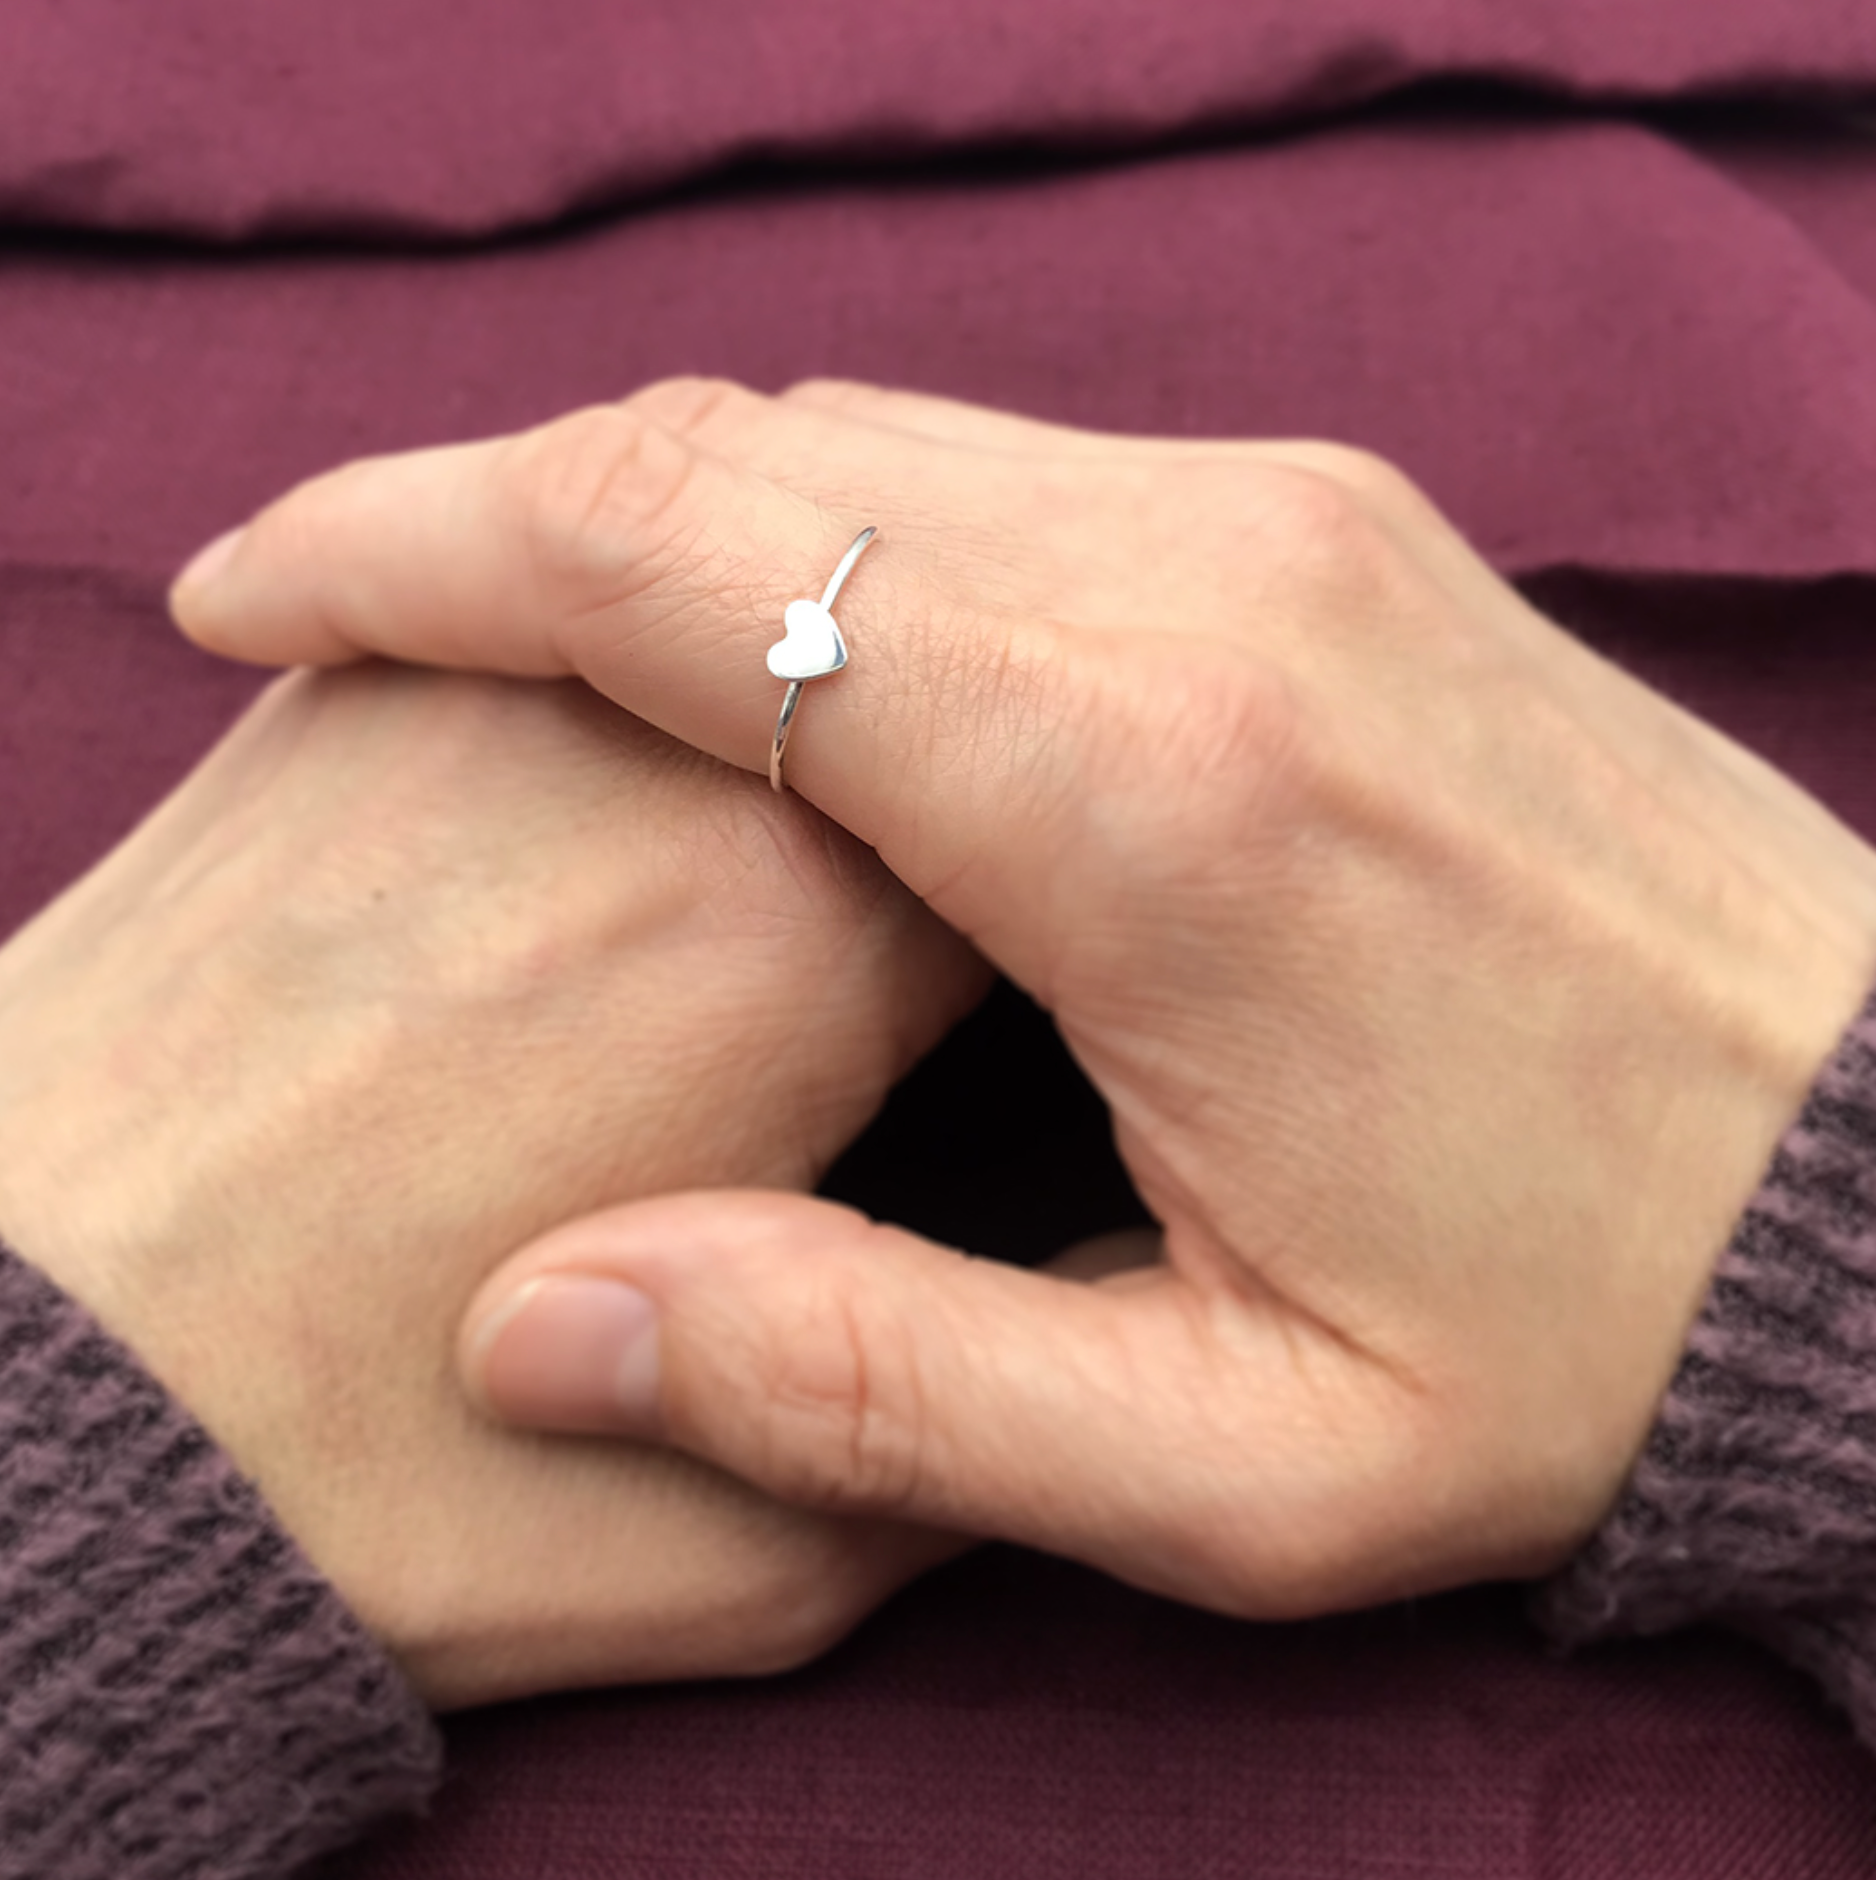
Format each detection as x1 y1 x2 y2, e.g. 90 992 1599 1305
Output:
0 661 983 1705
172 378 1876 1622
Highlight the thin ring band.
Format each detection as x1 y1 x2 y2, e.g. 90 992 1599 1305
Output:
769 525 877 793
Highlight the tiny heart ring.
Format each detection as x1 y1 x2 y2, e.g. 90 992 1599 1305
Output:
768 525 876 793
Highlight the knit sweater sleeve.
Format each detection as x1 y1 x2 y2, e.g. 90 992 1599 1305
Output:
1535 996 1876 1744
0 1240 442 1880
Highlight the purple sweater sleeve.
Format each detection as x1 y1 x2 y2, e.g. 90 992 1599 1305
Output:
0 1241 442 1879
1536 997 1876 1743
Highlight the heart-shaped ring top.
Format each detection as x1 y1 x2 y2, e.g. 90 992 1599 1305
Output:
768 598 849 683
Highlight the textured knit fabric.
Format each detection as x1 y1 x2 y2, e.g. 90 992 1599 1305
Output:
1538 995 1876 1750
0 1241 441 1880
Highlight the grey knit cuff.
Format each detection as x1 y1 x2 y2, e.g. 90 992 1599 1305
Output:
0 1241 443 1880
1535 996 1876 1746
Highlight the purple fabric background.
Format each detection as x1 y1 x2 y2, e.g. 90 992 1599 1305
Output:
9 6 1876 1875
11 123 1876 596
4 0 1876 240
338 1560 1876 1878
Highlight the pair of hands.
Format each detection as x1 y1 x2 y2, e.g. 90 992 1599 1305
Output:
7 379 1875 1705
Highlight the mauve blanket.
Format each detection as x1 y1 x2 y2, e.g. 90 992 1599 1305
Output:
6 5 1876 1876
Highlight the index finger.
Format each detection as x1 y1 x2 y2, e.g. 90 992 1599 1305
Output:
170 379 1284 968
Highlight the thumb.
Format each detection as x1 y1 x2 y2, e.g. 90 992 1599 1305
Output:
458 1192 1281 1610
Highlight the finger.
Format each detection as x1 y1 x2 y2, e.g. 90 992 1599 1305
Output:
170 406 788 683
170 394 914 813
170 382 1246 967
458 1191 1332 1616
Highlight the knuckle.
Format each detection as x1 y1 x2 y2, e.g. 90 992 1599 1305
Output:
1244 456 1490 673
1015 635 1315 1004
498 402 709 598
1281 441 1426 518
1093 635 1312 855
1256 446 1466 575
624 374 764 442
750 1258 932 1519
1248 459 1396 575
1235 459 1441 646
778 376 881 418
719 1558 874 1678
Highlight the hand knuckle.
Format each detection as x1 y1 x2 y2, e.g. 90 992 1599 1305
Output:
1234 459 1455 659
779 376 879 417
1096 637 1311 854
625 374 763 441
1288 442 1424 513
721 1562 871 1677
1249 459 1396 571
500 403 708 597
759 1265 930 1517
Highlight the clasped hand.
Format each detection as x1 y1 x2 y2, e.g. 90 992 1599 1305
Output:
18 377 1876 1698
0 653 977 1704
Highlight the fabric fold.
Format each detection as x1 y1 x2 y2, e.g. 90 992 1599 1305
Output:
4 0 1876 240
9 121 1876 599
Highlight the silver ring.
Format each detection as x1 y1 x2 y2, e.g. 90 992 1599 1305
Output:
767 526 876 793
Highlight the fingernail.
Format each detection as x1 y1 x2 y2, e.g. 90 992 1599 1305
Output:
472 1275 664 1436
173 526 246 593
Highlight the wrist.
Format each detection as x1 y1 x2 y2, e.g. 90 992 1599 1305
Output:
1539 990 1876 1656
0 1239 441 1874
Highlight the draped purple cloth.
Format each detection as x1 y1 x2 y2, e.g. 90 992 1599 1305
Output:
5 0 1876 240
7 5 1876 1875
